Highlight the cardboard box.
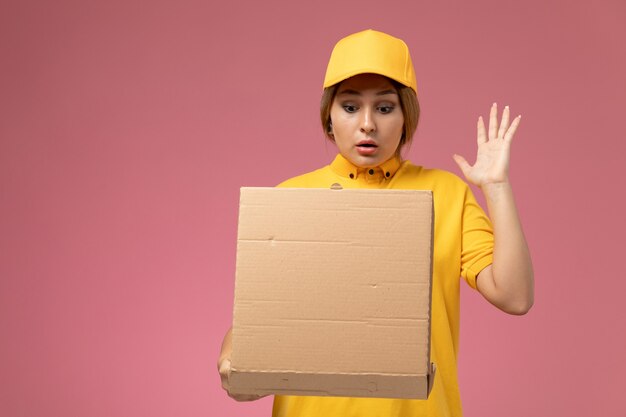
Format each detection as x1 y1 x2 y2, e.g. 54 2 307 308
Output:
230 187 435 399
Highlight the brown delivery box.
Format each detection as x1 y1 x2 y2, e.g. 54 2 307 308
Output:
230 187 435 399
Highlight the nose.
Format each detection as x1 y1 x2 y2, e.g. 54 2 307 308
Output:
360 106 376 133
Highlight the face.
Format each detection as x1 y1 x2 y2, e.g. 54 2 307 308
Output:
329 74 404 168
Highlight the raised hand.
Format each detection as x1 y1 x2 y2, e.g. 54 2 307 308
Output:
453 103 521 188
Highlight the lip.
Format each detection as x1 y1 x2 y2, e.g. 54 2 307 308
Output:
356 139 378 147
356 139 378 156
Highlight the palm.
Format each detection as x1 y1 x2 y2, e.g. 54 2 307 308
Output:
454 103 521 188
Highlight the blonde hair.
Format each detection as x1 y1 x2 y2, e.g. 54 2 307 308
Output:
320 78 420 155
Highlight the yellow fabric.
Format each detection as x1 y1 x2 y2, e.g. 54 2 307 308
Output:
323 29 418 94
271 154 494 417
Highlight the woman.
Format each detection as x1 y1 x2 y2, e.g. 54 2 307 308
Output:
218 29 534 417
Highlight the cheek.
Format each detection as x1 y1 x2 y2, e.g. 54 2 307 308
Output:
395 116 405 138
384 116 405 140
329 111 353 138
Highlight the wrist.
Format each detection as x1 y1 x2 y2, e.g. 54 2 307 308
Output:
480 180 510 192
480 181 513 204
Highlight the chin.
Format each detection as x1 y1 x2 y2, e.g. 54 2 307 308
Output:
355 154 393 168
350 156 379 168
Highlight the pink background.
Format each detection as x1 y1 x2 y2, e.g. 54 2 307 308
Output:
1 0 625 416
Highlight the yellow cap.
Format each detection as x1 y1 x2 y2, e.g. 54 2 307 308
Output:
323 29 417 94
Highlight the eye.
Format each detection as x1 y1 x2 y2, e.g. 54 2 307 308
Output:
343 104 358 113
378 105 395 114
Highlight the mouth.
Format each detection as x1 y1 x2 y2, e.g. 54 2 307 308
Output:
356 140 378 149
356 140 378 155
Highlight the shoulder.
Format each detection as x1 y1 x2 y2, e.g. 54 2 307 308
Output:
399 161 469 192
276 165 332 188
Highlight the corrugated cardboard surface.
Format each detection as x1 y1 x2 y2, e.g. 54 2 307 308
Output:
230 187 435 399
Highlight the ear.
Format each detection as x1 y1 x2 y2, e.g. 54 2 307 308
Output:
327 120 334 141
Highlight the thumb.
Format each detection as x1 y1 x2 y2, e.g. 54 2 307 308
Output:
219 358 232 391
452 154 472 178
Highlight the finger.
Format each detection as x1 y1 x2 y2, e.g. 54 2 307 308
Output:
497 105 510 139
218 358 231 376
503 115 522 142
452 154 472 178
230 393 264 402
477 116 487 145
488 102 498 141
219 359 231 391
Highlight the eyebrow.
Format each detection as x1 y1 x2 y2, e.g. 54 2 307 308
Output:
337 89 398 96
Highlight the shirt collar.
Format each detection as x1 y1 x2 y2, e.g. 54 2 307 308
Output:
330 154 402 180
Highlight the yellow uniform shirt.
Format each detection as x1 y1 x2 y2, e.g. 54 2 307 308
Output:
271 154 494 417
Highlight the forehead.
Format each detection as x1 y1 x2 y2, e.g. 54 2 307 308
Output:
336 73 397 94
